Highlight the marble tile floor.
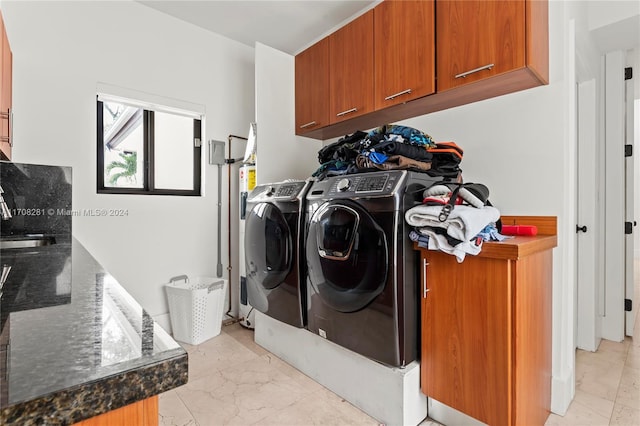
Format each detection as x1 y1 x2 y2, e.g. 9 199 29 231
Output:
545 308 640 426
159 317 639 426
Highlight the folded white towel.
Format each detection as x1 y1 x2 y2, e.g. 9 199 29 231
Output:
417 227 483 262
405 204 500 242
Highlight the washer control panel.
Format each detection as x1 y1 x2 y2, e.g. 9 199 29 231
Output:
326 172 403 197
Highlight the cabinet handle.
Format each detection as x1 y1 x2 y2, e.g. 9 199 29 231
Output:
299 121 317 129
384 89 412 101
8 109 12 147
423 258 429 298
454 63 495 79
0 109 11 147
336 107 357 117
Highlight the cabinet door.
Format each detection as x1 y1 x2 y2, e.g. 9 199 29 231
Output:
374 0 435 110
0 12 11 160
329 10 374 124
421 251 512 426
436 0 525 92
295 37 329 135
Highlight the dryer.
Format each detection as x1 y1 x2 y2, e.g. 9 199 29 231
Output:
305 170 440 367
244 180 310 328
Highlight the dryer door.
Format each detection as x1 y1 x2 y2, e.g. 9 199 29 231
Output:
245 202 293 295
306 200 388 313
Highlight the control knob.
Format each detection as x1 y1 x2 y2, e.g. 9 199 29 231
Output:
336 178 350 192
265 186 275 196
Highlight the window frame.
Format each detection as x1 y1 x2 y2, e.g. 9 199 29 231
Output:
96 99 202 196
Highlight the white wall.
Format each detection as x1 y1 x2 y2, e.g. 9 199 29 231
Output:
587 0 640 32
587 0 640 54
255 43 321 183
1 0 255 328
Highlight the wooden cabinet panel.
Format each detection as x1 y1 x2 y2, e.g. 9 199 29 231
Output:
73 395 158 426
374 0 435 109
526 0 550 84
436 0 525 92
513 250 553 426
295 37 329 135
418 223 555 425
329 9 374 124
422 254 512 425
0 11 11 160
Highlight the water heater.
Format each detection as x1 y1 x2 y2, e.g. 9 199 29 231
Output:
238 163 256 328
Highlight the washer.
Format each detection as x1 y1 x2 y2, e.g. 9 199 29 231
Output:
305 170 440 367
244 180 310 328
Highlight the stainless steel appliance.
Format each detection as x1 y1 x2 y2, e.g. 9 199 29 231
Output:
305 170 439 367
244 180 310 328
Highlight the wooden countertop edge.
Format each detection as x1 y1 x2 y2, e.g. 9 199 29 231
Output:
414 234 557 261
476 234 557 259
413 215 558 260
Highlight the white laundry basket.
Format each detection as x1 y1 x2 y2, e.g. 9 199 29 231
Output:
165 275 227 345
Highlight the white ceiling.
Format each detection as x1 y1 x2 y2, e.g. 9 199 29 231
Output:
138 0 378 55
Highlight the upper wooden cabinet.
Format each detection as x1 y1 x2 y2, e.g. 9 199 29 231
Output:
294 0 548 140
295 37 330 135
374 0 435 110
436 0 548 91
329 10 374 124
0 11 12 160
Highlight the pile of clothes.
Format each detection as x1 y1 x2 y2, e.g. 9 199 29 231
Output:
405 183 507 262
313 124 463 181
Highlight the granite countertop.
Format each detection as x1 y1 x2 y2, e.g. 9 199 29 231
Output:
0 237 188 425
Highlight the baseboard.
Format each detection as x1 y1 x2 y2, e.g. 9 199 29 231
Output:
153 313 172 334
551 366 575 416
428 398 486 426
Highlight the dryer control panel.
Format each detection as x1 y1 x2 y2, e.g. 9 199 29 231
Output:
326 172 403 198
248 181 308 202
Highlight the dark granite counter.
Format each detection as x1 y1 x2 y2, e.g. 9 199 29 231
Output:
0 238 188 425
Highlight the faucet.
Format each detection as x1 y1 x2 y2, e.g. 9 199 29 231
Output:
0 185 11 220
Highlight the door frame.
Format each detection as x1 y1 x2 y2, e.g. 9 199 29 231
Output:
625 78 637 337
601 50 627 343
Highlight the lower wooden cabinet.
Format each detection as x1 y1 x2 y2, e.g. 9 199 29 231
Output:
73 395 158 426
417 216 556 426
0 10 12 160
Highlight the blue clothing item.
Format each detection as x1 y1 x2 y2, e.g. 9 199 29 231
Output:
409 230 430 249
368 151 389 164
475 223 510 242
312 159 354 180
367 124 436 148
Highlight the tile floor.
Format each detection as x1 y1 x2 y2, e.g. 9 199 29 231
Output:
159 315 640 426
544 309 640 426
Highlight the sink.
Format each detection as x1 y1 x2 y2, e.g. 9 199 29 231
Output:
0 236 56 249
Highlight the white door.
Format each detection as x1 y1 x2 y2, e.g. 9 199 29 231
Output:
576 79 600 351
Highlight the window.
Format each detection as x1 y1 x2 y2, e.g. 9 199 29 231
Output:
97 97 202 195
